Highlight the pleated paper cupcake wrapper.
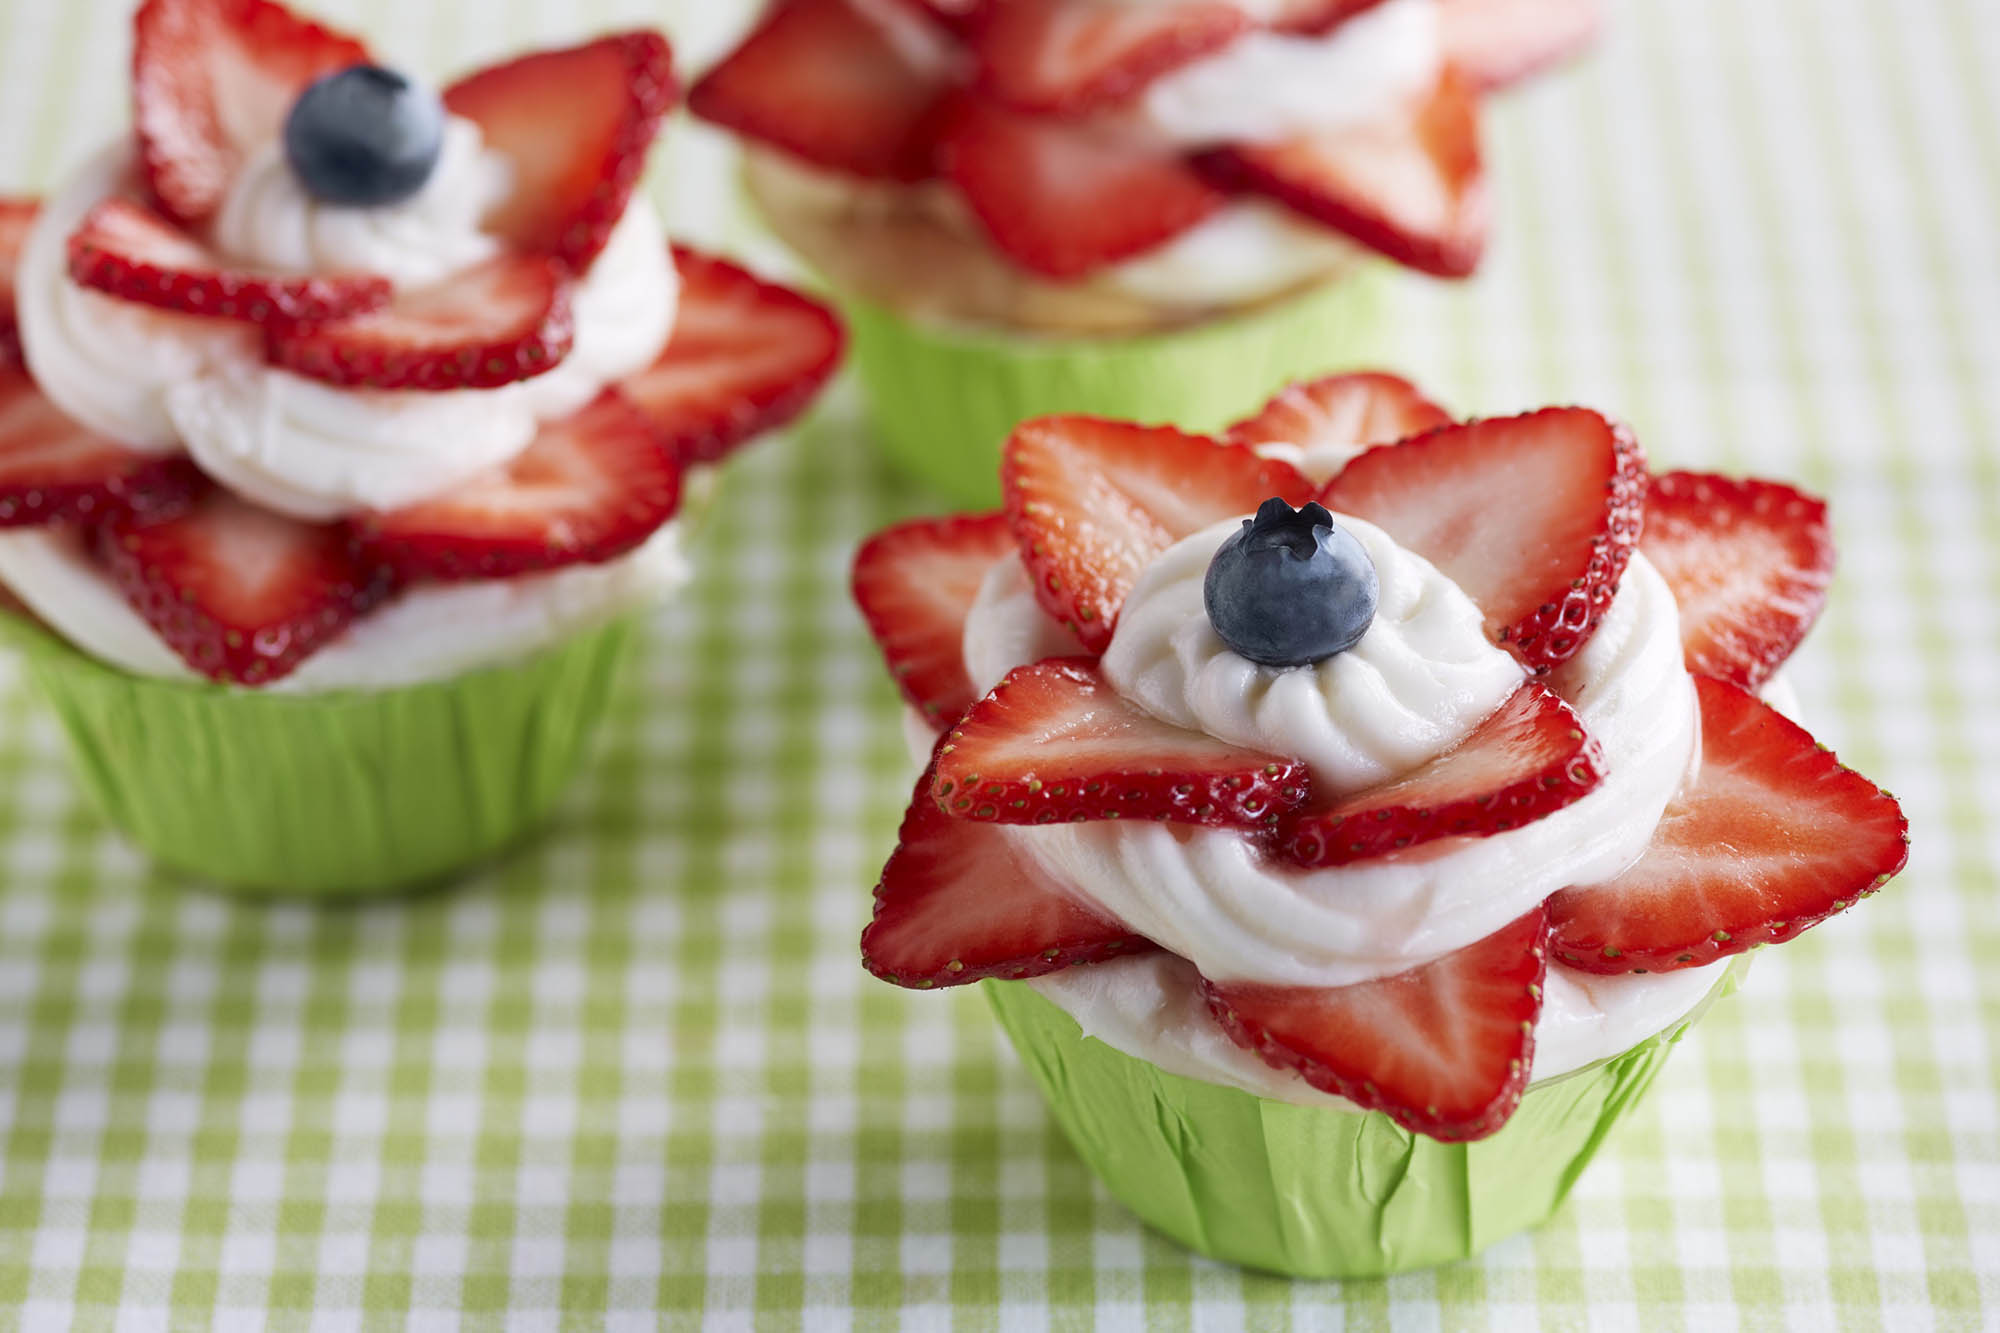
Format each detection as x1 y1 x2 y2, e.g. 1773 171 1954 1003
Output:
985 959 1747 1280
0 610 638 898
842 270 1390 508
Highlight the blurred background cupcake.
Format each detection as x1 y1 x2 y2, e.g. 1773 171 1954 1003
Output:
689 0 1597 502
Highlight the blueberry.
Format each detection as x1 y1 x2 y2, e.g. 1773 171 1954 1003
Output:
1203 498 1379 667
283 65 445 207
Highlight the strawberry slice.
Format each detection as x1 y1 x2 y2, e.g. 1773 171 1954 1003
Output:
617 246 844 466
1550 678 1907 974
891 0 993 37
98 482 393 685
67 198 389 323
1319 407 1647 674
686 0 951 183
863 760 1155 987
1281 684 1601 867
852 511 1018 726
0 197 39 369
1268 0 1396 34
1204 906 1548 1141
0 370 201 527
444 31 677 272
353 390 679 582
1196 68 1488 277
1226 371 1452 464
972 0 1250 115
1003 415 1313 652
133 0 373 225
938 91 1228 280
1439 0 1600 91
1639 471 1833 692
265 253 573 392
933 657 1309 826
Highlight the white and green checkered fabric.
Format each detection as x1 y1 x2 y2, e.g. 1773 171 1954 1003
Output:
0 0 1994 1326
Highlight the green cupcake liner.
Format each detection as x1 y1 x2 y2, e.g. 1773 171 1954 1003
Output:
985 960 1745 1279
0 612 637 898
844 270 1390 507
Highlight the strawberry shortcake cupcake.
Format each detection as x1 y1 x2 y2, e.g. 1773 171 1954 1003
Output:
851 372 1909 1276
692 0 1595 502
0 0 841 894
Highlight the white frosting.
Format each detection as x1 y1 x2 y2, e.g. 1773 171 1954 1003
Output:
0 521 690 694
211 116 508 289
1099 516 1524 793
1029 949 1729 1105
1125 0 1441 148
962 547 1696 990
18 139 678 521
1094 201 1360 308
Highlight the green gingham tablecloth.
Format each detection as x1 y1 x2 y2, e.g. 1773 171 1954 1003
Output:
0 0 1995 1327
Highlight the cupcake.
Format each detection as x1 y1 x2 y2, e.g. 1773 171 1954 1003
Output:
0 0 842 895
690 0 1595 502
849 371 1909 1277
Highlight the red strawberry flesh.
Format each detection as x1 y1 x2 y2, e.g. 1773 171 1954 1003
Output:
266 253 574 392
353 390 680 583
0 370 202 527
1003 414 1313 652
1281 683 1601 866
444 31 678 272
618 246 844 466
1226 370 1452 465
1640 471 1833 692
1548 677 1908 974
133 0 373 225
687 0 951 183
1197 67 1488 277
939 90 1227 280
68 198 390 323
1204 905 1548 1141
863 760 1155 987
98 482 393 685
1319 406 1647 674
851 511 1019 726
972 0 1250 115
933 657 1309 827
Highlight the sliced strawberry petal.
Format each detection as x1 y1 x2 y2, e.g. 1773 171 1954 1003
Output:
1281 684 1599 866
934 657 1309 827
1439 0 1600 91
1003 415 1313 652
1268 0 1396 35
891 0 993 38
0 197 40 369
1204 905 1548 1141
1226 370 1452 467
1319 407 1647 674
1548 677 1909 975
687 0 952 183
133 0 373 225
353 390 680 583
1640 471 1833 692
618 246 844 466
972 0 1250 115
0 370 201 527
1197 68 1488 277
68 198 390 323
266 253 573 392
852 511 1018 726
862 760 1155 987
444 31 677 272
98 480 393 685
939 90 1227 280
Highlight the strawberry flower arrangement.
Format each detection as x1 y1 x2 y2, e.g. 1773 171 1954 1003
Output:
0 0 843 893
852 371 1908 1274
690 0 1599 503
